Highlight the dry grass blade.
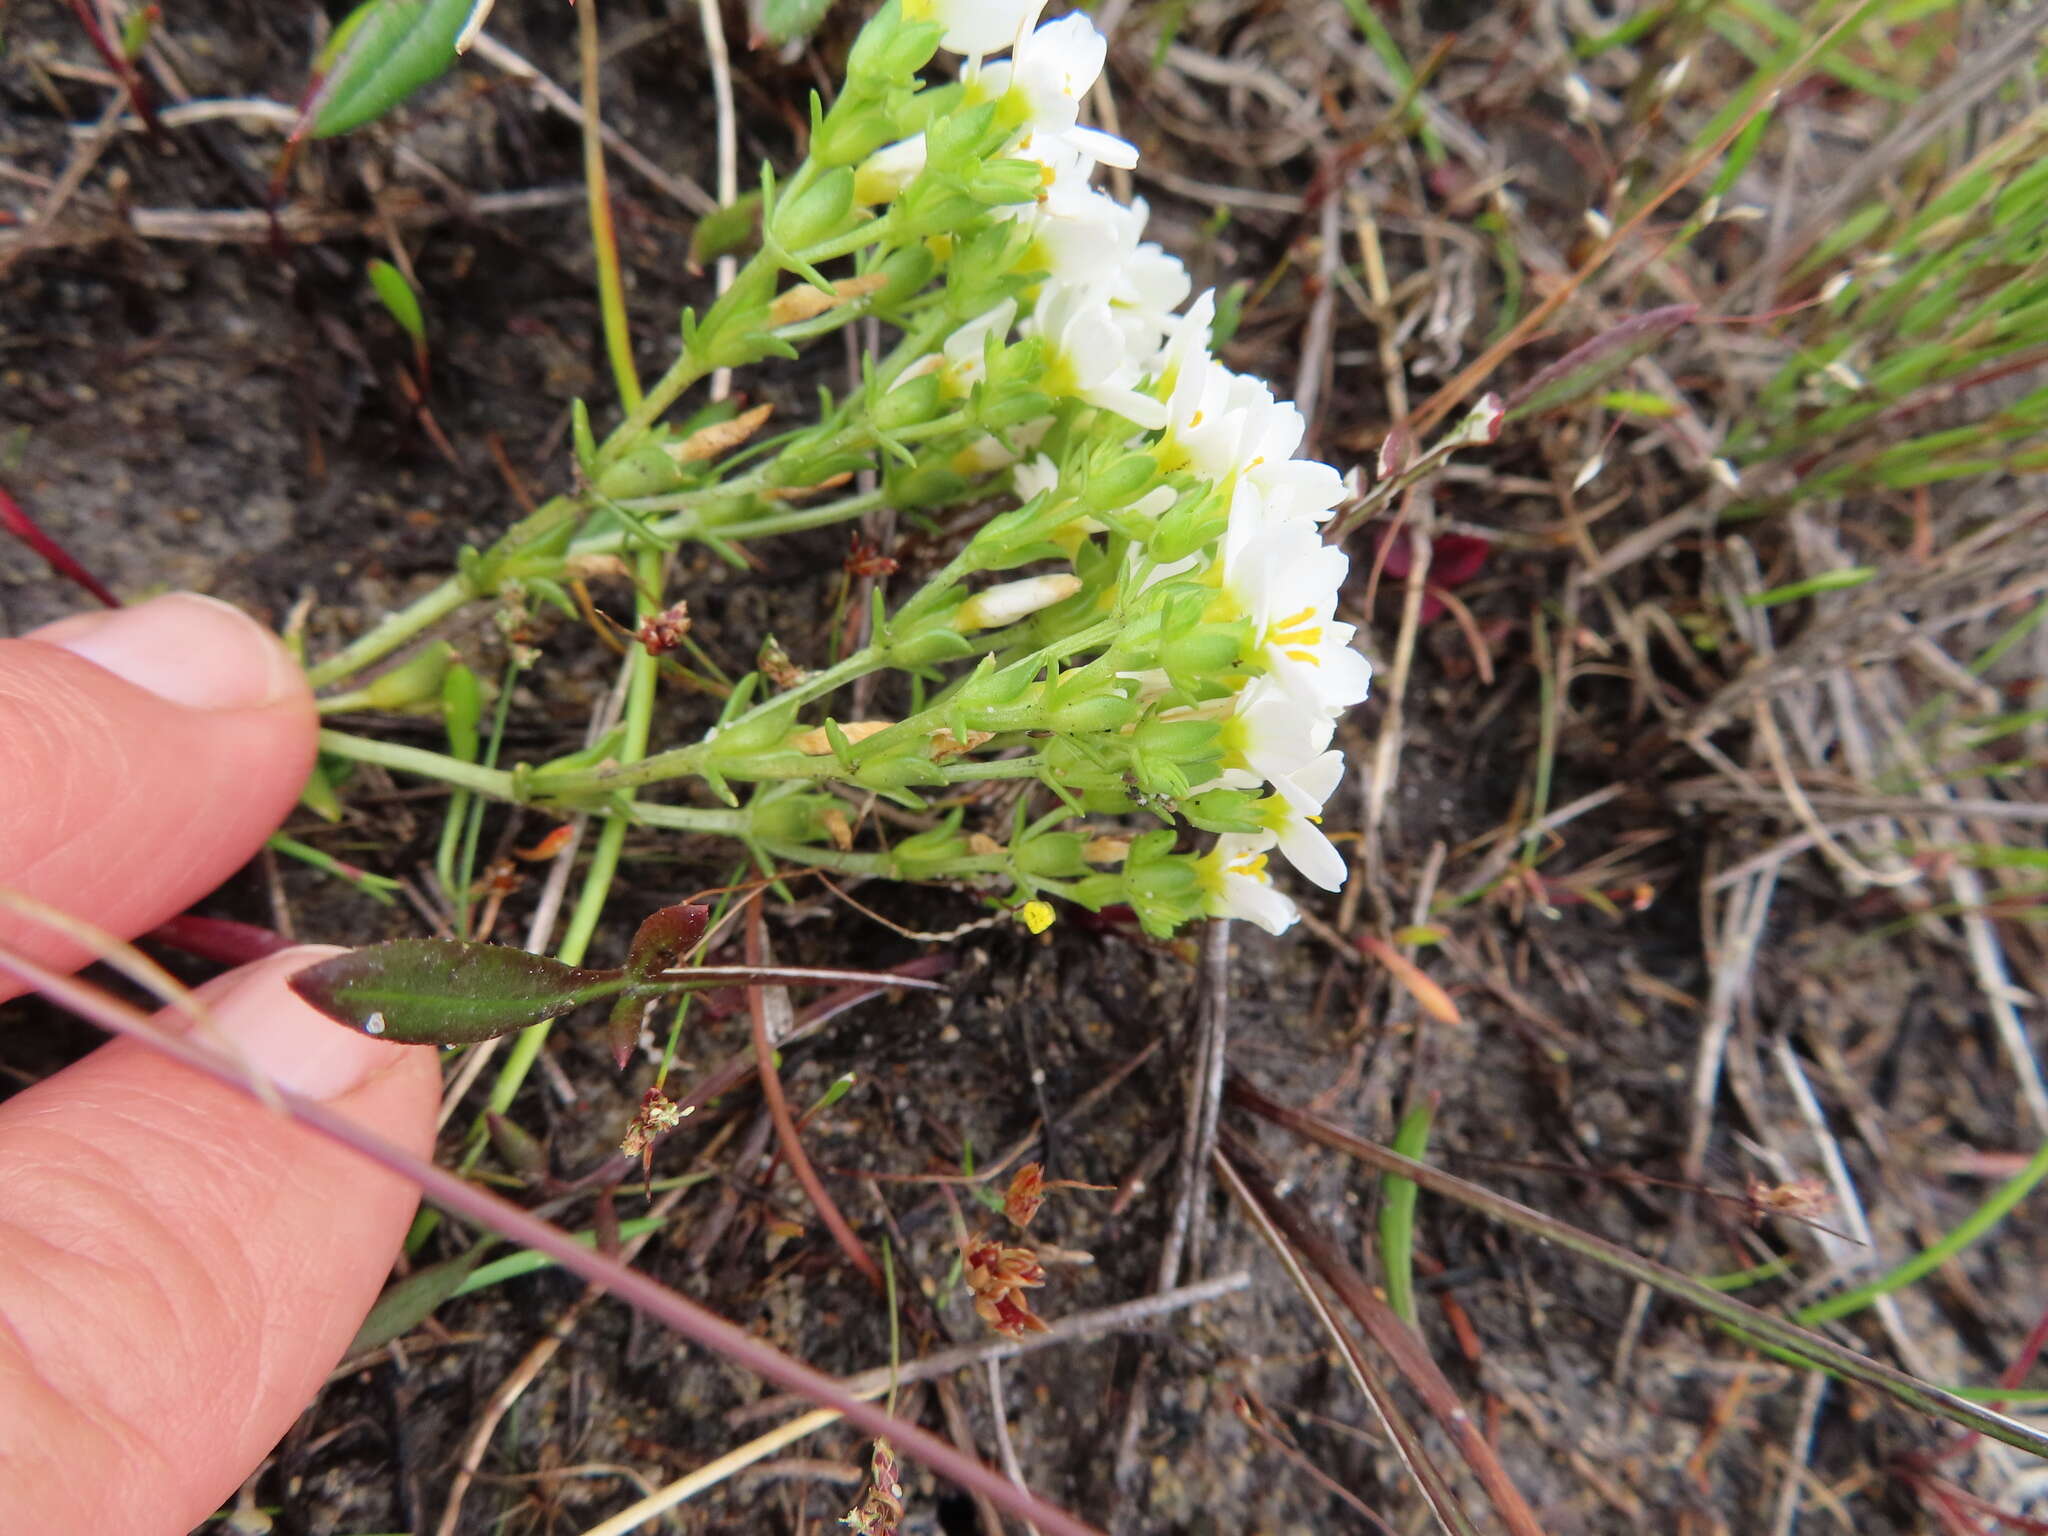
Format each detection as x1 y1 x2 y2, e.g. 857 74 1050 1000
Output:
1221 1137 1551 1536
1229 1077 2048 1460
1356 932 1461 1025
1212 1148 1484 1536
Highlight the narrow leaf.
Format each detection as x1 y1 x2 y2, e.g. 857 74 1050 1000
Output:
1506 304 1699 419
347 1238 501 1355
367 258 426 349
289 940 625 1044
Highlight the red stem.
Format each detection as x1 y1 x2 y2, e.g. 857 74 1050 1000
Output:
744 898 886 1291
62 0 164 141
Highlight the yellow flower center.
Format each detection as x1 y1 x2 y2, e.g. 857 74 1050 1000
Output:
1266 606 1324 666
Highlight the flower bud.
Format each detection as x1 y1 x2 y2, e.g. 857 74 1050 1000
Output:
596 443 686 500
1083 451 1162 513
773 167 857 250
876 370 944 432
846 2 942 86
363 643 456 712
951 573 1081 632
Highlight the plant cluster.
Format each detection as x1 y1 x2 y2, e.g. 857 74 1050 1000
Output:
314 0 1377 938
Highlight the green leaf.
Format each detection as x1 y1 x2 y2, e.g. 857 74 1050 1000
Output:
367 258 426 350
289 940 627 1044
691 190 765 270
1506 304 1699 419
752 0 835 47
310 0 492 139
1742 567 1877 606
347 1237 501 1355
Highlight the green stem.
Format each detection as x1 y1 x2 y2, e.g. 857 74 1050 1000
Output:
305 578 469 691
318 729 517 799
630 803 761 835
579 0 642 411
705 486 891 543
535 645 887 800
483 549 666 1133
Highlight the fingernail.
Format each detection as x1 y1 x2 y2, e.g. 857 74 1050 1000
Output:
199 947 419 1102
36 593 300 711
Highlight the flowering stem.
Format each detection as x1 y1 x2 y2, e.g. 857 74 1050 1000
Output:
304 577 472 691
317 729 518 799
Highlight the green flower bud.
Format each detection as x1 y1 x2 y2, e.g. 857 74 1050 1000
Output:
773 167 857 250
872 242 937 308
978 387 1055 433
886 455 971 507
1160 617 1246 698
749 793 842 845
1084 451 1163 513
1015 831 1086 879
1147 483 1228 563
815 93 902 168
363 642 455 712
875 370 944 432
595 442 685 501
892 811 971 878
1180 788 1261 834
964 157 1043 209
1048 690 1137 734
1122 833 1203 938
845 3 941 87
925 102 1000 173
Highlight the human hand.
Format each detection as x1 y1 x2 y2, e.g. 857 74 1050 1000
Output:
0 594 440 1532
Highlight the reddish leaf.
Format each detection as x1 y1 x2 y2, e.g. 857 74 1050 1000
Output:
625 902 711 981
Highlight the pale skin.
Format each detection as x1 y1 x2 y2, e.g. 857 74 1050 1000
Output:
0 593 441 1532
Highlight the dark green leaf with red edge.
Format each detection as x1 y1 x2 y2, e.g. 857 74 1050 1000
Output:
1506 304 1699 419
289 940 627 1044
625 903 711 982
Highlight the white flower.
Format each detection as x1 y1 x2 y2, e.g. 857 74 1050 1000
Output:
1152 291 1345 520
1253 752 1347 891
907 0 1045 58
1216 487 1373 714
939 297 1018 394
1209 675 1334 790
1197 833 1300 935
1029 281 1169 429
953 572 1082 631
973 12 1107 133
1012 452 1062 503
854 133 928 204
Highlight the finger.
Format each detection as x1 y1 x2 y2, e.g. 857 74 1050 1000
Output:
0 947 440 1533
0 594 316 1001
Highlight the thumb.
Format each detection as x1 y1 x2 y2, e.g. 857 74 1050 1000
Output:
0 592 316 999
0 947 440 1533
